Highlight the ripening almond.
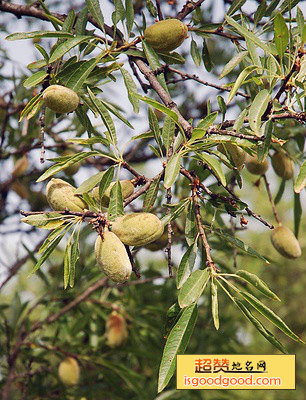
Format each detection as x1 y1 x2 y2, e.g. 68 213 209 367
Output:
106 311 128 347
95 230 132 283
92 180 134 207
46 178 87 212
111 213 164 246
43 85 79 113
271 225 302 259
271 151 294 180
245 154 269 175
58 357 80 386
144 19 188 52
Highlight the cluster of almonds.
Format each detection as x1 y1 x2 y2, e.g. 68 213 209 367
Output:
217 143 301 259
57 311 128 386
46 178 164 283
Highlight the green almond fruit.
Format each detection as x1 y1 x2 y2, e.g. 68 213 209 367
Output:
271 226 302 259
95 230 132 283
58 357 80 386
92 180 134 207
106 311 128 348
111 212 164 246
245 154 269 175
217 143 246 168
144 19 188 52
271 151 294 180
46 178 87 212
43 85 79 113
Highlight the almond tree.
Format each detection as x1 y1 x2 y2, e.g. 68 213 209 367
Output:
0 1 305 398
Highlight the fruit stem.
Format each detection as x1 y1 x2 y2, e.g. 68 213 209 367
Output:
263 174 281 225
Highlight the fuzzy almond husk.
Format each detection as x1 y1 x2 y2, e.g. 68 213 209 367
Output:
106 311 128 347
271 226 302 259
245 154 269 175
95 231 132 283
92 180 134 207
144 19 188 52
271 151 294 180
43 85 79 113
111 213 164 246
58 357 80 386
46 178 87 212
217 143 246 168
12 155 29 177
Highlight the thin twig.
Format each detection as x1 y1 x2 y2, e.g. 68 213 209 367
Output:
263 174 281 225
192 185 216 271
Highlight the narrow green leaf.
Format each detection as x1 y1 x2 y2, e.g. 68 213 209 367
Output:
190 39 201 66
235 270 280 301
100 99 134 129
178 269 210 308
142 40 169 93
143 175 161 212
148 107 162 151
75 7 88 36
211 279 219 330
108 181 124 221
99 166 115 199
219 51 248 79
202 39 213 72
112 0 125 25
146 0 157 17
294 192 302 238
86 0 104 28
70 231 80 288
62 9 76 32
294 160 306 194
21 213 67 230
227 65 257 103
120 67 140 114
65 55 103 92
274 13 289 59
161 199 189 226
227 0 247 16
133 94 179 122
248 89 270 136
87 88 117 145
162 116 175 153
158 304 198 393
213 228 269 263
193 111 218 139
225 15 272 54
75 171 106 194
36 151 102 182
240 291 304 343
296 7 305 41
19 94 43 121
63 239 71 289
254 0 267 25
235 299 288 354
125 0 134 36
196 152 226 186
49 36 91 63
185 202 196 246
28 234 65 277
23 71 48 88
257 120 272 162
6 31 73 41
233 109 247 133
217 95 226 120
176 245 197 289
164 153 182 189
